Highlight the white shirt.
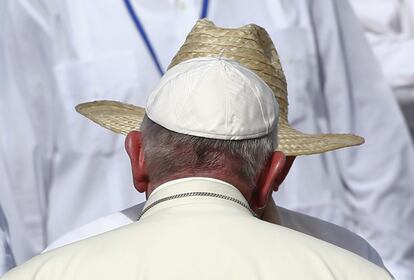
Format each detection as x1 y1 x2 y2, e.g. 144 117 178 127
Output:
1 1 413 279
349 0 414 138
350 0 414 91
2 178 392 280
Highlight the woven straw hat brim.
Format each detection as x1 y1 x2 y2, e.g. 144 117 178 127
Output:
277 123 364 156
76 100 364 156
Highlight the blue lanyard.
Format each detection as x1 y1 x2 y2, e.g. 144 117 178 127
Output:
124 0 210 76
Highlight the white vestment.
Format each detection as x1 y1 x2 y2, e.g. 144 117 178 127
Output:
1 1 413 279
45 198 386 270
2 178 392 280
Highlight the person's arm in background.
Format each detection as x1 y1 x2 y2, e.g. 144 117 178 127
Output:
370 38 414 93
309 0 414 279
0 0 56 263
349 0 414 91
349 0 414 137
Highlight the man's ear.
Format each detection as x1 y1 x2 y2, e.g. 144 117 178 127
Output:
125 131 149 193
250 151 286 216
273 156 296 191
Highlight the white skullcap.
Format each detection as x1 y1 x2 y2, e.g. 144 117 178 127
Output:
146 57 279 141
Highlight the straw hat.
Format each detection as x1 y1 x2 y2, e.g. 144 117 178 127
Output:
76 19 364 156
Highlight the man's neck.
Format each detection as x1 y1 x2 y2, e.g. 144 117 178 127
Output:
147 172 252 201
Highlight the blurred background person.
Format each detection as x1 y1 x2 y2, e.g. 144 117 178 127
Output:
0 207 15 277
350 0 414 139
0 207 15 276
0 145 16 276
1 0 414 279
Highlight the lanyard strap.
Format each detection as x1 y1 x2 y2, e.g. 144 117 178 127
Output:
124 0 210 76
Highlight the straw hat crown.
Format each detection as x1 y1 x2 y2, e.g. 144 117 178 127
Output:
76 19 364 156
169 19 289 123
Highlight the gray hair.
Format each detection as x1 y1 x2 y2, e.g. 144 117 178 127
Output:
140 116 276 188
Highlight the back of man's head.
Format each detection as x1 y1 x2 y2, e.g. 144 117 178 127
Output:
140 115 275 189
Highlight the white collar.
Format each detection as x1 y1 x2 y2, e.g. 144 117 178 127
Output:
148 177 239 198
141 177 253 220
